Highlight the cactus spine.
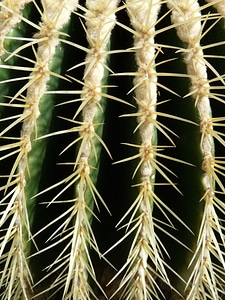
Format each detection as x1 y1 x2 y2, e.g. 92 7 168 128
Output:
0 0 225 299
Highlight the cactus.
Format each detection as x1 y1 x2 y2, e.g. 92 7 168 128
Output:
1 0 225 299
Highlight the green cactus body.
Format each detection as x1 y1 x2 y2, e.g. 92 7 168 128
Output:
0 0 225 299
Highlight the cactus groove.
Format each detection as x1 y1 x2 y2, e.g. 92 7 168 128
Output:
0 0 225 299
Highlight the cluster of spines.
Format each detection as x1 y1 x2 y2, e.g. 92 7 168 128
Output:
0 0 32 56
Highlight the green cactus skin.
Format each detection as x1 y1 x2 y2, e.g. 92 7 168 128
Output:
1 0 225 299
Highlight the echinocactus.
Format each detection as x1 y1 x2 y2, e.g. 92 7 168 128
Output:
0 0 225 299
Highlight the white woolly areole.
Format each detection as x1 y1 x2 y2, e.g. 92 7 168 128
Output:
127 0 160 29
169 0 213 162
83 101 98 123
41 0 77 29
85 57 105 85
168 0 201 42
80 0 119 162
126 0 160 179
85 0 118 47
0 0 31 55
141 159 153 178
21 0 78 140
185 49 208 78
